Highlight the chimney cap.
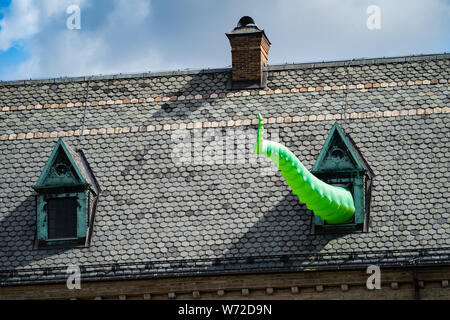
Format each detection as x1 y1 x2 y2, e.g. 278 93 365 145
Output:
226 16 271 45
237 16 256 28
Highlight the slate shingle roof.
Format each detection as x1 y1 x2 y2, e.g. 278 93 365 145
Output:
0 54 449 285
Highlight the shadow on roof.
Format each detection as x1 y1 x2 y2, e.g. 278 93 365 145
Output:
0 195 71 270
206 193 345 271
152 72 228 122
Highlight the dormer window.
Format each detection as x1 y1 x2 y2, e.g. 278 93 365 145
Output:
311 123 374 234
33 138 100 248
253 115 373 235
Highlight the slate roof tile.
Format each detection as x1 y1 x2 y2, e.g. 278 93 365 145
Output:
0 54 449 284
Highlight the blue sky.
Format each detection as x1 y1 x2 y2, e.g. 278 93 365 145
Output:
0 0 449 81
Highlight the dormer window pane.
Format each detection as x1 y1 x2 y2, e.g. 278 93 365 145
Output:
47 197 78 239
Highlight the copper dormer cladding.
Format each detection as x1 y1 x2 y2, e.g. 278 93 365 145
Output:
33 138 100 248
226 16 271 89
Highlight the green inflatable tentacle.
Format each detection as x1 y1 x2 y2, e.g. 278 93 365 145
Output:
254 114 355 224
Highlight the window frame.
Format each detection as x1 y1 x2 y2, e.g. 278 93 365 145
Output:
36 191 87 246
311 171 366 233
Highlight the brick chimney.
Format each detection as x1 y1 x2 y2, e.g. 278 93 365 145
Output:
226 16 271 89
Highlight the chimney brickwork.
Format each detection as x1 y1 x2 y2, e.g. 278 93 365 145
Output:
226 16 271 89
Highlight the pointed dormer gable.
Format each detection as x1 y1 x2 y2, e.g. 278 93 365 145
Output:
311 122 374 233
312 122 366 174
33 139 100 248
34 138 90 190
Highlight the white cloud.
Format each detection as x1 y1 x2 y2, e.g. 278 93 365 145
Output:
242 0 450 63
0 0 40 51
105 0 151 26
0 0 448 80
0 0 87 51
2 0 163 80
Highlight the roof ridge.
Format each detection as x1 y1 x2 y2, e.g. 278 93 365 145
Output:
267 53 450 71
1 53 448 86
